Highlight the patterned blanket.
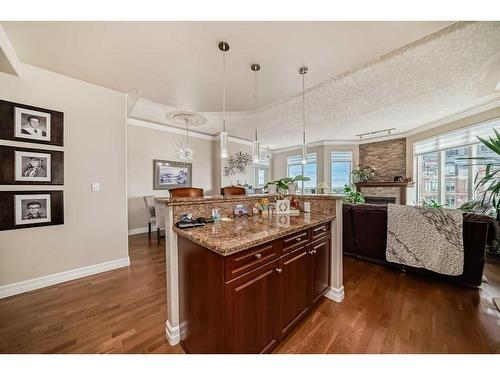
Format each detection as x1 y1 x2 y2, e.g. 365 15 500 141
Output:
386 204 464 276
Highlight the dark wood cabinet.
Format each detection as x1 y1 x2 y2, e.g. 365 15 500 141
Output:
310 237 331 304
225 260 280 353
178 222 332 354
278 246 310 338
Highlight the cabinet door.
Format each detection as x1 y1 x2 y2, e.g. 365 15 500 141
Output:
311 238 331 304
225 260 280 354
278 246 311 338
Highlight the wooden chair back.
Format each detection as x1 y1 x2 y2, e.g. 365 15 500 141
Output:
221 186 246 196
169 187 204 198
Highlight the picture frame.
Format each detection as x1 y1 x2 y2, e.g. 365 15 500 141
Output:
276 199 290 215
233 204 249 217
153 159 192 190
0 99 64 146
15 193 52 225
0 191 64 231
0 145 64 185
14 107 51 142
15 150 51 182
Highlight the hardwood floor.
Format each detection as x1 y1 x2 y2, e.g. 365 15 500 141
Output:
0 234 499 353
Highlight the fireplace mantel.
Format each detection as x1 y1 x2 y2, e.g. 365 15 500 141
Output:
355 181 414 205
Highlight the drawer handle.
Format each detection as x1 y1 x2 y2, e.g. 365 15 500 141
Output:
312 249 317 254
296 237 302 242
276 268 282 274
254 253 262 260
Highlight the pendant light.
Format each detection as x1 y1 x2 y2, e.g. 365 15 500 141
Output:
166 111 206 163
299 66 308 165
219 41 230 159
178 117 194 162
251 63 261 163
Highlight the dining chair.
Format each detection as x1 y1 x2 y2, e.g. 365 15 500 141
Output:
169 187 204 198
143 196 156 238
153 198 167 244
221 186 246 196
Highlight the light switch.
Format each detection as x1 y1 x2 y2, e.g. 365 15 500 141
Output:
91 182 100 192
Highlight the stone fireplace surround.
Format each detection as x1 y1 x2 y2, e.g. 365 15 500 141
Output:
355 182 413 205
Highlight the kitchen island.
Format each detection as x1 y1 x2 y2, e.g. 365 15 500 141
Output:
156 194 344 353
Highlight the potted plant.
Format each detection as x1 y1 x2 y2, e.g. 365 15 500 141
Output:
343 184 365 204
351 165 375 183
263 175 311 195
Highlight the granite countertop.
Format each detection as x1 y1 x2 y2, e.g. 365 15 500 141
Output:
157 194 341 206
173 212 335 256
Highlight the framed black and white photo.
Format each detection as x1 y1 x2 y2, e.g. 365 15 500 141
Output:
0 145 63 185
153 159 192 190
0 99 64 146
15 150 51 182
14 107 51 142
0 191 64 231
15 194 51 225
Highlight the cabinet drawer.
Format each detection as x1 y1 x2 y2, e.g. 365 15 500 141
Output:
311 222 330 240
224 241 278 282
280 230 309 254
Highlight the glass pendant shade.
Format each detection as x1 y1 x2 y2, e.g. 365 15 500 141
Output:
253 128 260 163
253 141 260 163
220 130 228 159
301 142 307 165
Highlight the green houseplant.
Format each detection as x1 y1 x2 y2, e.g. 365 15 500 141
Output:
264 175 311 195
343 184 365 204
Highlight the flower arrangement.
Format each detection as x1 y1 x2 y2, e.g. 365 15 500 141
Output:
351 165 375 183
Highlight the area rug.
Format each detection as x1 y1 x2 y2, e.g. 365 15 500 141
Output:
386 204 464 276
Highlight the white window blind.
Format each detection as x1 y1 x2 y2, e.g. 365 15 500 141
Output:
331 151 353 162
414 118 500 155
287 153 317 165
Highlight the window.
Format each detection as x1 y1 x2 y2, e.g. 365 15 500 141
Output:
287 153 317 193
253 150 271 188
414 118 500 208
254 167 267 188
331 151 353 193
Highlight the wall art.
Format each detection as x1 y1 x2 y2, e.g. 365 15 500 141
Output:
223 151 253 177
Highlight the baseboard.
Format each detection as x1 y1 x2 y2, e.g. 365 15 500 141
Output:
0 257 130 299
325 285 345 302
165 320 180 345
128 226 157 236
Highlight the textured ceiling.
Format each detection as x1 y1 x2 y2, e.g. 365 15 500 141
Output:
131 21 500 149
2 21 452 112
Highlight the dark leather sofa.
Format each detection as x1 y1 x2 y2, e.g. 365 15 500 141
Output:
343 203 494 287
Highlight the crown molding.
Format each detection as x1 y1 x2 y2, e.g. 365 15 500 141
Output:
127 117 254 146
127 117 215 140
404 97 500 137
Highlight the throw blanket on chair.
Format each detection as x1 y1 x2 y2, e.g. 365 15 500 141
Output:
386 204 464 276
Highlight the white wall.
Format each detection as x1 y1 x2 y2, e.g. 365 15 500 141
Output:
0 64 128 287
127 122 214 231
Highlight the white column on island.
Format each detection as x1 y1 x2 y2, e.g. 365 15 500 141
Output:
325 198 344 302
164 205 181 345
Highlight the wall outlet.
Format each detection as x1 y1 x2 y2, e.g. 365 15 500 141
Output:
91 182 100 192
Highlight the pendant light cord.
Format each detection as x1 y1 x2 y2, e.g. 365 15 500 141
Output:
254 67 258 141
222 51 226 132
302 73 306 145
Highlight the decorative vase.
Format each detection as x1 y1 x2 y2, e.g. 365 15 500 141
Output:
267 184 277 195
353 175 368 183
287 183 297 195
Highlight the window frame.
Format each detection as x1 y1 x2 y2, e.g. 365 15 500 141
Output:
286 152 317 193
